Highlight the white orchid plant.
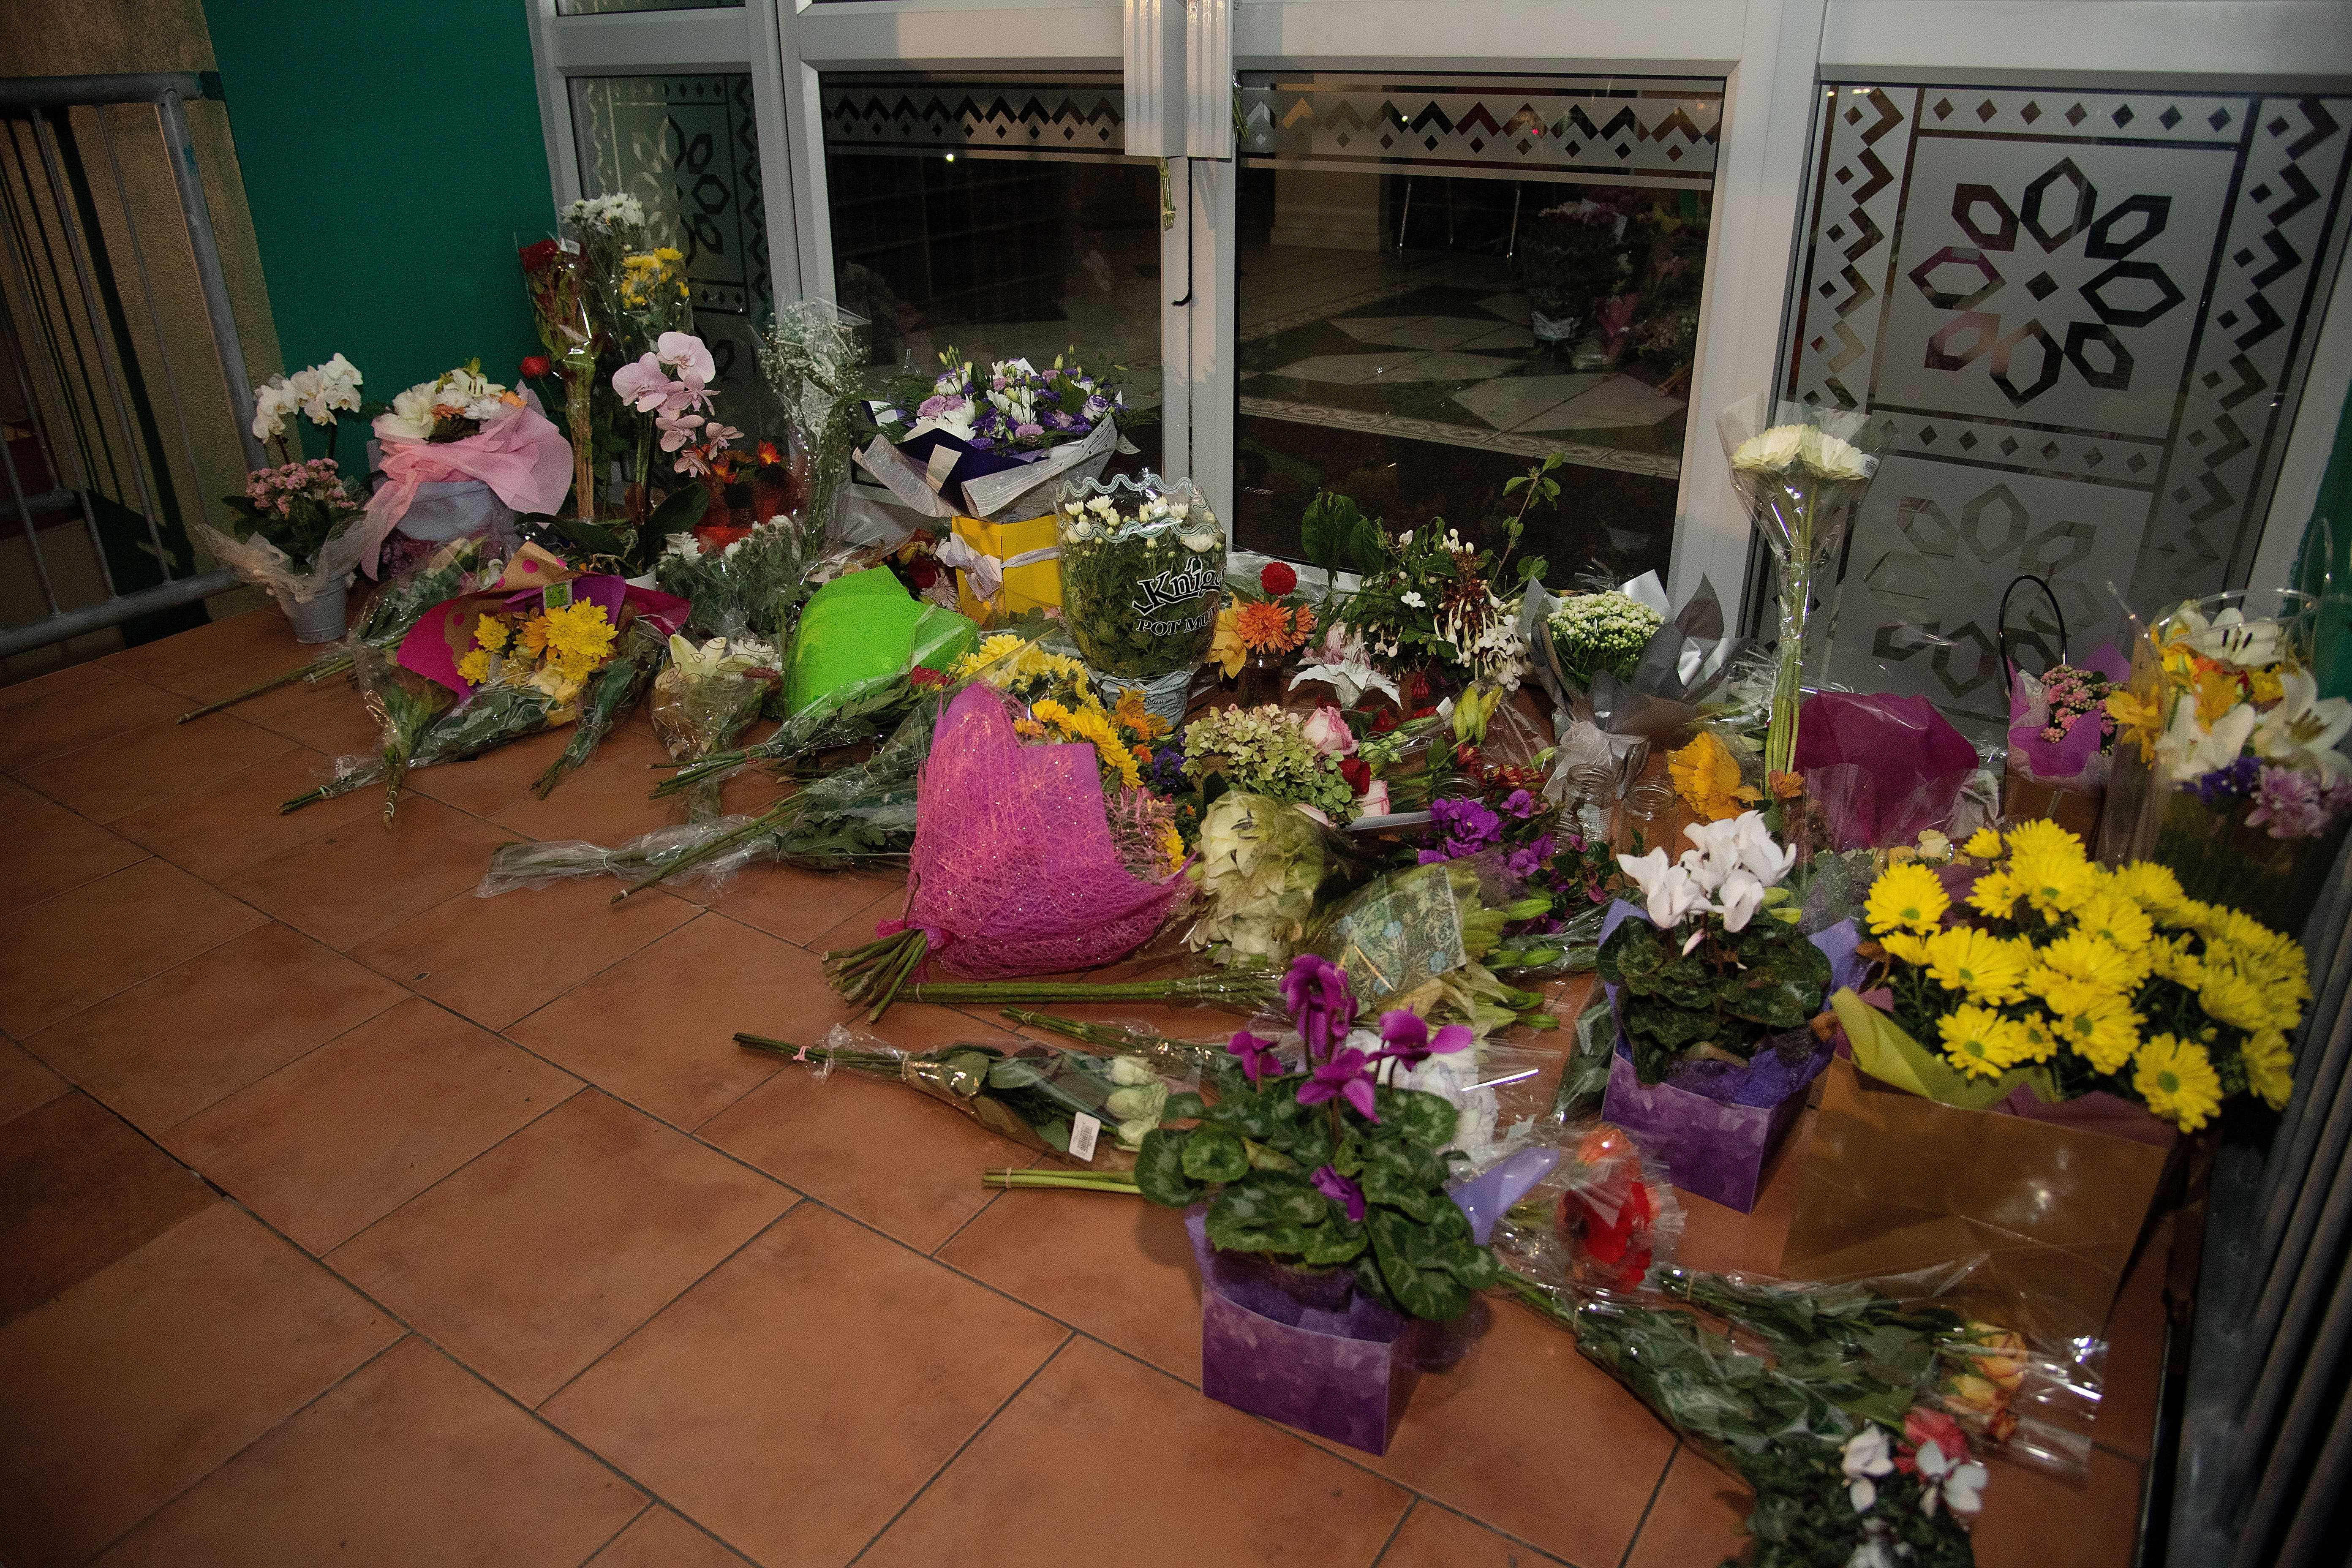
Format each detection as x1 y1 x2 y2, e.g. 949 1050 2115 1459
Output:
251 353 364 460
373 362 525 445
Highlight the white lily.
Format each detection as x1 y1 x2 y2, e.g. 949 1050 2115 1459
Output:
2156 691 2258 778
1289 624 1400 709
1840 1426 1894 1513
1914 1438 1987 1519
2176 604 2285 668
2252 669 2352 781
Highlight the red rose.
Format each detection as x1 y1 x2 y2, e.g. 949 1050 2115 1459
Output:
1339 756 1371 794
519 354 553 380
518 238 560 271
907 558 940 591
1259 561 1298 597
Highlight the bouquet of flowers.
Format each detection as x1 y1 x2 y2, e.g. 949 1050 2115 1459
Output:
686 438 810 547
758 297 867 532
2003 651 2127 847
735 1025 1179 1165
823 681 1192 1017
1415 760 1616 972
1519 199 1634 343
1181 703 1360 821
1056 475 1226 714
653 513 828 642
1495 1121 1681 1293
1217 560 1322 698
651 633 783 819
357 361 573 573
859 346 1128 521
1603 812 1828 1084
1507 1272 1989 1568
1185 792 1369 961
1717 397 1883 779
2099 592 2352 932
532 617 669 799
518 238 603 525
1344 521 1533 694
1546 589 1662 690
1130 953 1502 1321
1847 819 2306 1129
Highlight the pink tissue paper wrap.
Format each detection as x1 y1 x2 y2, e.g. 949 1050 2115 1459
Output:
357 393 574 574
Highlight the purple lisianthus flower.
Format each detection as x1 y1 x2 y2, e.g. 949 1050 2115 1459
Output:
1226 1028 1283 1087
1296 1046 1379 1121
1280 953 1357 1061
2248 765 2332 839
1013 421 1044 439
1311 1165 1367 1223
1375 1010 1473 1070
1083 393 1111 419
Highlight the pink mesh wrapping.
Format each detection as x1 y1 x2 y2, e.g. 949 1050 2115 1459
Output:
897 683 1190 978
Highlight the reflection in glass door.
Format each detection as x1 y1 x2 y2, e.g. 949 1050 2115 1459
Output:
817 73 1166 478
1231 73 1723 583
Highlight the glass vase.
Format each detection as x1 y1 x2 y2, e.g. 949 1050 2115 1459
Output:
2150 787 2348 938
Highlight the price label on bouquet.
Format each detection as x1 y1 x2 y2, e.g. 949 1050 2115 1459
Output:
1067 1112 1102 1162
542 580 573 610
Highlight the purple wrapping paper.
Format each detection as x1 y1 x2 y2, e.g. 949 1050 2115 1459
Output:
1794 691 1982 850
1598 901 1863 1213
1187 1211 1407 1454
2007 644 2131 784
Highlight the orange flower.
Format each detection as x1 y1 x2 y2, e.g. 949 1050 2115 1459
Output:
1234 599 1294 653
1767 769 1805 801
1293 604 1317 641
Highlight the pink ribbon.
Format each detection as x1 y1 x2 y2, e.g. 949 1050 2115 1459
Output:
356 397 575 574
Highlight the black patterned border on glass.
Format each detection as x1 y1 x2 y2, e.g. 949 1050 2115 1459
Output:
819 77 1125 161
1238 74 1722 188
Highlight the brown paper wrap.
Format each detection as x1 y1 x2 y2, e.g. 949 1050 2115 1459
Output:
1999 760 2103 854
1785 1059 2173 1349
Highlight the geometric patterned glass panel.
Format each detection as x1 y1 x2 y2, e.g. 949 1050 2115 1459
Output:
1783 85 2352 727
556 0 740 15
569 73 773 424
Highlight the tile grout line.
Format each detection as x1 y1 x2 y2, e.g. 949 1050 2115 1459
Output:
68 1324 419 1566
841 1331 1079 1567
928 1187 1005 1257
144 1188 785 1568
571 1497 656 1568
1366 1495 1418 1567
1615 1441 1683 1568
525 1189 809 1415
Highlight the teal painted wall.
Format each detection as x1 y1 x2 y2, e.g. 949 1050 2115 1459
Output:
202 1 555 404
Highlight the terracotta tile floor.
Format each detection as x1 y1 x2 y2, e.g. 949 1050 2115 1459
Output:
0 610 2159 1567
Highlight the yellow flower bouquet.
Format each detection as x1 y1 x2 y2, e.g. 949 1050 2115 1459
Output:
1846 819 2305 1131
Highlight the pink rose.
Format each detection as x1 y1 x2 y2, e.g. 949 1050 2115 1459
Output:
1301 705 1357 758
1353 780 1391 820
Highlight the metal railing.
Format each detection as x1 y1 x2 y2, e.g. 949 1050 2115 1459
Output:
0 73 263 658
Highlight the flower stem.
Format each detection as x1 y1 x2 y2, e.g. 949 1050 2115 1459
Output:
981 1168 1143 1193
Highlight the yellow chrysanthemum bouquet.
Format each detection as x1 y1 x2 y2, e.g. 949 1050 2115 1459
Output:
1847 819 2306 1131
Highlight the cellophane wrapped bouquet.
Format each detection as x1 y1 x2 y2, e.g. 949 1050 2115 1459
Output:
1056 474 1226 721
1848 820 2306 1128
2099 590 2352 933
653 514 830 644
650 633 783 820
861 346 1129 520
757 298 867 531
1717 396 1883 780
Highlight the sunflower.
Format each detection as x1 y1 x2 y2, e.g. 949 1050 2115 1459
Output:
2049 991 2143 1075
1668 731 1759 822
1961 827 2004 859
1938 1004 2035 1079
2036 930 2139 993
1866 862 1950 936
2240 1027 2295 1110
2134 1033 2223 1130
1924 926 2031 1003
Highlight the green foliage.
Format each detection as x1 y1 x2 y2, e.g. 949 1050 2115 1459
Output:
1134 1059 1497 1321
1299 489 1389 577
1598 913 1833 1084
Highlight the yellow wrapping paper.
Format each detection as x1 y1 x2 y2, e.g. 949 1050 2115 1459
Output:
950 512 1063 625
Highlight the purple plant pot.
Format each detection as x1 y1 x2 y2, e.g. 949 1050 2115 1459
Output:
1597 902 1864 1213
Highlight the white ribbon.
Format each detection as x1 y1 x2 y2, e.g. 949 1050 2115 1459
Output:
935 533 1061 608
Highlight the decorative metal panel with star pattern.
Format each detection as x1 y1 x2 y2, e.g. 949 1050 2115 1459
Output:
1783 84 2352 725
1239 74 1722 189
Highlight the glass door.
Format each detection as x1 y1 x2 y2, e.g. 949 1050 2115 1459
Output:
1228 69 1722 585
